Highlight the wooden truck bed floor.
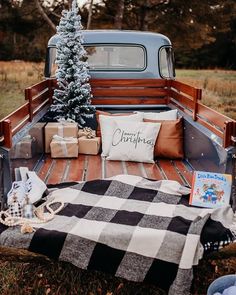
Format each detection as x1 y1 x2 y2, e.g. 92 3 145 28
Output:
36 155 194 187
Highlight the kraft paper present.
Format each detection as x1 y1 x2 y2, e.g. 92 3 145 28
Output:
45 122 78 153
29 122 46 154
50 136 79 158
78 136 101 155
78 128 96 138
10 135 36 159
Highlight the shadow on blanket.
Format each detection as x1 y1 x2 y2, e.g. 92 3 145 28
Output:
0 175 234 295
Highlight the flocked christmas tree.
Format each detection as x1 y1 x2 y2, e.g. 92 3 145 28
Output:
48 0 95 127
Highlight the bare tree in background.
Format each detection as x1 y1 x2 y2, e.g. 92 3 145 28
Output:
87 0 94 29
34 0 56 32
114 0 124 29
10 0 72 33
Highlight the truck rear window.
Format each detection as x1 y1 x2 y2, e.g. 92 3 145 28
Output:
85 45 146 71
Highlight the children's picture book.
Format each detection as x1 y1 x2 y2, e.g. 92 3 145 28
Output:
189 171 232 208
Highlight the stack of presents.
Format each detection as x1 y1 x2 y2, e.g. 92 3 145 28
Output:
10 108 184 161
10 121 100 159
45 122 100 158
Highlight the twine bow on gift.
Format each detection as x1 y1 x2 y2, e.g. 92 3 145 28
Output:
52 135 77 142
78 127 96 139
57 118 76 124
56 118 77 137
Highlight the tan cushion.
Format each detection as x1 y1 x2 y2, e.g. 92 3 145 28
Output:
96 110 132 137
144 118 184 159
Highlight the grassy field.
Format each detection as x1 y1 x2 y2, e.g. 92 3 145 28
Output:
176 69 236 120
0 61 236 120
0 61 44 119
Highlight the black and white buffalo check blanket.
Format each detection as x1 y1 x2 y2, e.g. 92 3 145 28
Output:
0 175 235 295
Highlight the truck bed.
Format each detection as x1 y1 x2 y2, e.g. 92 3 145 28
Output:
0 78 235 206
36 155 193 186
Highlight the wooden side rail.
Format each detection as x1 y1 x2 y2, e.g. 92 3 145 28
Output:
0 80 53 148
169 79 236 148
0 78 235 149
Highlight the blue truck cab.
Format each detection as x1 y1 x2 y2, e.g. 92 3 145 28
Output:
44 30 175 79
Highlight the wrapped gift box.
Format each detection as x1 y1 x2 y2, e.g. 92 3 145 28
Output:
50 136 78 158
78 136 101 155
45 122 78 153
29 122 46 154
10 135 36 159
78 128 96 139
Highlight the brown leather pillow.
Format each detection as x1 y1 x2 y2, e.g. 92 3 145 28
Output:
144 118 184 159
96 110 132 137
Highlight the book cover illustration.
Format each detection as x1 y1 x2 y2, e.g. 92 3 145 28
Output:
189 171 232 208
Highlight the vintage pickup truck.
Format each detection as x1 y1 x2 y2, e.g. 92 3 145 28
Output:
0 30 235 208
0 30 236 295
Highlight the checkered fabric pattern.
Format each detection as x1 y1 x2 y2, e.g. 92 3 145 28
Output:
0 175 234 295
8 202 22 218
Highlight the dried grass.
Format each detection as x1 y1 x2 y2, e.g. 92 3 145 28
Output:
176 69 236 120
0 260 165 295
0 61 44 119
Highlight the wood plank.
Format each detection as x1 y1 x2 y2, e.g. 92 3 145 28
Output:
66 155 86 182
86 155 102 180
169 89 194 109
172 80 199 98
90 78 167 87
169 101 224 139
125 162 143 176
105 159 123 178
143 163 164 180
2 103 29 131
157 159 184 184
32 100 50 117
92 88 168 97
47 159 67 184
37 156 53 183
27 80 49 98
197 102 231 130
195 116 223 138
31 89 50 111
173 160 193 186
168 101 194 118
92 98 167 105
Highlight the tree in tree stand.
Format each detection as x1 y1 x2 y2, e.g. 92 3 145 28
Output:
48 0 95 127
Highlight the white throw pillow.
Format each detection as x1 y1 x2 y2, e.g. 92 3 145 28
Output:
135 109 178 120
107 121 161 163
100 113 143 156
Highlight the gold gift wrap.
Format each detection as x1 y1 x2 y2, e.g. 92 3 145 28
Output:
78 136 101 155
45 122 78 153
50 136 79 158
29 122 46 154
10 135 36 159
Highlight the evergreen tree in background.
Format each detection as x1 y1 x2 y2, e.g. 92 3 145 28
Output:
48 0 95 126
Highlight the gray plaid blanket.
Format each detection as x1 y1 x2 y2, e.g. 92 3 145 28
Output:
0 175 234 295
